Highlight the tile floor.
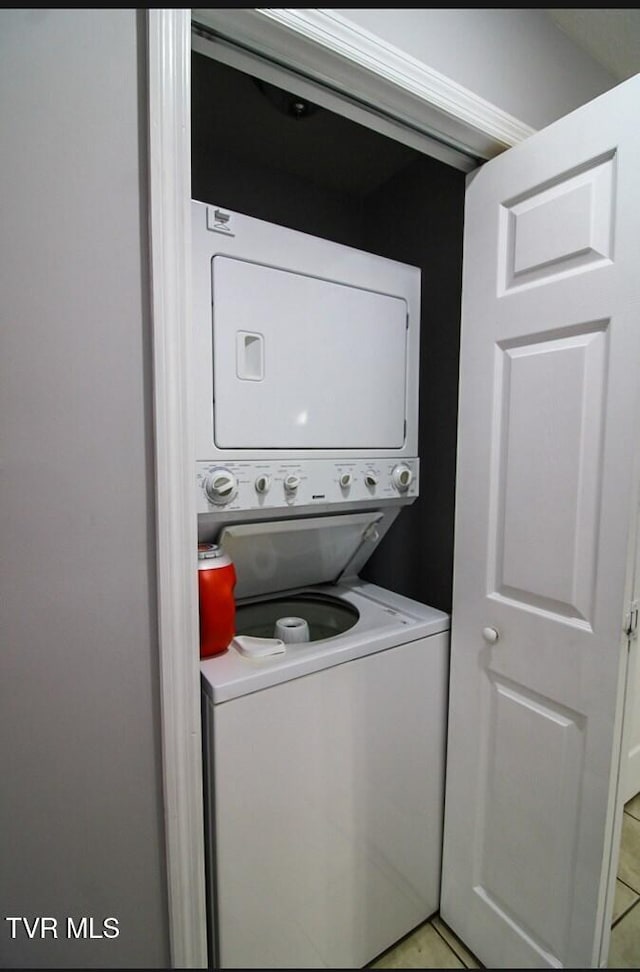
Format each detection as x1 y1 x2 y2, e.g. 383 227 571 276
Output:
610 792 640 968
368 793 640 969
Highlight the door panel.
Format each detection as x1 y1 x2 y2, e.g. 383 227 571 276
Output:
442 73 640 968
477 677 584 959
493 323 607 622
501 151 615 291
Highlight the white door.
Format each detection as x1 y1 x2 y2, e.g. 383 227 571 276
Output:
442 73 640 968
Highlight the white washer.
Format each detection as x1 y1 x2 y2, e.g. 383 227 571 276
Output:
200 515 450 970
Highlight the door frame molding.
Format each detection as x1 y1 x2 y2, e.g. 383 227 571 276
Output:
147 9 207 968
147 8 535 966
192 7 535 165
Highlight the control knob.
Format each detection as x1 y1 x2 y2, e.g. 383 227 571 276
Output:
255 474 271 495
204 468 238 506
339 472 353 489
392 463 414 492
364 472 378 489
284 474 301 495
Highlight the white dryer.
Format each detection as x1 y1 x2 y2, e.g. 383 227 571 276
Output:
192 201 450 969
191 200 421 467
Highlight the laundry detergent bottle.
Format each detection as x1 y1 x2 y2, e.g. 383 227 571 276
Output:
197 543 237 658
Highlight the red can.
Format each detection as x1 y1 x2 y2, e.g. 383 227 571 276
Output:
197 543 237 658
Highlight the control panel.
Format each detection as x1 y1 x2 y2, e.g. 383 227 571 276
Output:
196 458 419 515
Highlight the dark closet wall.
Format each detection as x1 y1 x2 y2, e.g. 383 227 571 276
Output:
360 158 464 610
191 52 465 612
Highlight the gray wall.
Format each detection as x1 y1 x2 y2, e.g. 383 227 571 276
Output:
0 9 169 968
337 8 617 129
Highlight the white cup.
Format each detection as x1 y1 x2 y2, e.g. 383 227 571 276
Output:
274 616 310 644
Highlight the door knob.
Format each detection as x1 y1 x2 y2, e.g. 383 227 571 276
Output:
482 627 500 644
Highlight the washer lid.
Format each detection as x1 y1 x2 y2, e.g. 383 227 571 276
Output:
219 512 384 599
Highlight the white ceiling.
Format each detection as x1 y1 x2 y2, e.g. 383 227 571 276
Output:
547 9 640 82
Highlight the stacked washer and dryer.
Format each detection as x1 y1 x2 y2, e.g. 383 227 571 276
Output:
192 200 450 969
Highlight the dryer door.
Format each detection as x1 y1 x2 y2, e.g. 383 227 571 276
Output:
211 255 408 449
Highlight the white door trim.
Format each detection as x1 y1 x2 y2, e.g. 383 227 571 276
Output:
147 9 207 968
149 7 535 966
191 7 536 162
